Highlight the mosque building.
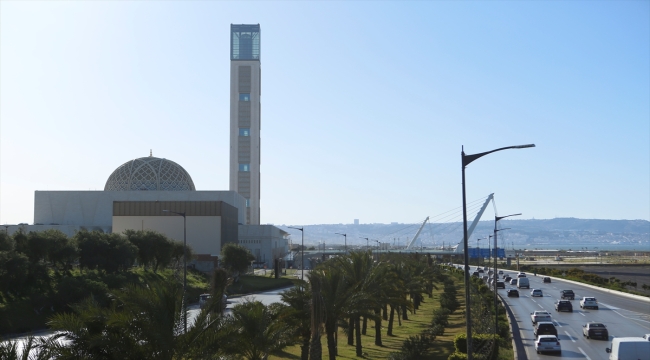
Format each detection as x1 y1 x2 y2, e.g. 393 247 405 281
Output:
5 24 291 269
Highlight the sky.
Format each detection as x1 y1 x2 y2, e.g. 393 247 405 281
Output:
1 1 649 227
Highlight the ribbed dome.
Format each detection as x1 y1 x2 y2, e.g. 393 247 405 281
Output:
104 156 196 191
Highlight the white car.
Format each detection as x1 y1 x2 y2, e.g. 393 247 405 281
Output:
531 289 543 297
531 310 552 324
580 297 599 310
535 335 561 354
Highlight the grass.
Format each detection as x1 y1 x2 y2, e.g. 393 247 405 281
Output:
270 278 468 360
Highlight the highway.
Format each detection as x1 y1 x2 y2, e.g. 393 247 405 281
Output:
498 271 650 360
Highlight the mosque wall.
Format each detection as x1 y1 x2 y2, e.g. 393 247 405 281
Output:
112 215 222 255
34 191 246 227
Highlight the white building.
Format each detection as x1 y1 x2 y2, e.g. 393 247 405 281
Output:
6 155 287 268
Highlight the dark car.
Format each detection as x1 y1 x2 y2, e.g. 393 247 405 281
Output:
504 276 512 282
535 322 558 337
543 277 551 283
561 290 575 300
507 289 519 297
582 323 608 340
555 299 573 312
496 281 505 289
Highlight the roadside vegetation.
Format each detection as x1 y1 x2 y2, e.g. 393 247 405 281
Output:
2 229 514 360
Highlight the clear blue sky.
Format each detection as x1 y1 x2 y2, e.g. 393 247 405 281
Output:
1 1 649 226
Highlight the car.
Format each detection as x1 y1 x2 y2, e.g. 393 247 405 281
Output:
199 293 212 309
478 269 484 273
498 270 503 275
580 297 599 309
606 337 650 359
531 289 543 297
507 289 519 297
535 322 558 337
472 271 480 277
496 281 505 289
644 334 650 341
482 275 489 282
535 335 561 354
543 277 551 283
582 322 609 340
561 289 575 300
531 311 552 324
517 272 527 278
555 299 573 312
517 277 530 289
510 278 518 285
504 276 512 282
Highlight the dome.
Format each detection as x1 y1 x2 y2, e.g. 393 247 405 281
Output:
104 156 196 191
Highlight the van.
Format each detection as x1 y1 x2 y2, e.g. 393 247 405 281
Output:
606 337 650 360
517 277 530 289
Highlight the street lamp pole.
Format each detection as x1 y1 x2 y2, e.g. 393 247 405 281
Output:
476 238 485 267
494 213 519 337
289 226 304 280
461 143 534 360
360 237 369 255
162 209 187 334
335 232 347 254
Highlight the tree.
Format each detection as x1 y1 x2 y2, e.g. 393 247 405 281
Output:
125 230 177 272
278 286 312 360
0 251 30 296
45 230 78 271
75 230 137 273
0 231 14 252
223 299 294 360
46 277 230 360
221 243 254 282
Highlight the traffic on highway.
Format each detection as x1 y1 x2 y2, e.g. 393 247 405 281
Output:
496 269 650 360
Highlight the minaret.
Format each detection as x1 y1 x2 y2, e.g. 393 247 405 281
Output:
229 24 261 225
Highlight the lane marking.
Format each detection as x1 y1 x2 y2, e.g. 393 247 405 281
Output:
565 330 576 343
553 320 563 327
599 302 619 310
579 311 586 316
578 347 592 360
538 304 544 309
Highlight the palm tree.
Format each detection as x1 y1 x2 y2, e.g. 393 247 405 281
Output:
335 251 382 357
309 265 350 360
45 276 229 360
224 299 294 360
278 285 312 360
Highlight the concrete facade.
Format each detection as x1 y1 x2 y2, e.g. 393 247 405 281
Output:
238 224 289 267
229 24 261 225
34 190 247 231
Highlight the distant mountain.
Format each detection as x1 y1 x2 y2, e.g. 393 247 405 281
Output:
276 218 650 251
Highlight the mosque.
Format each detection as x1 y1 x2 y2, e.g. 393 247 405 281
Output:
5 24 291 269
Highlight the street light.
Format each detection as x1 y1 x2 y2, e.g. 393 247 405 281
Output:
494 218 516 338
360 237 369 252
162 209 187 334
335 232 347 254
288 226 304 281
476 237 485 267
461 143 534 360
373 239 381 257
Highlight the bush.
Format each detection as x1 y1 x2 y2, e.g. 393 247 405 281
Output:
454 334 499 354
448 352 468 360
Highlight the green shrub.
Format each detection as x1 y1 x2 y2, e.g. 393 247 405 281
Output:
448 352 468 360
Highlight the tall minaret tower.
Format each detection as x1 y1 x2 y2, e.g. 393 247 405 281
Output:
229 24 261 225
